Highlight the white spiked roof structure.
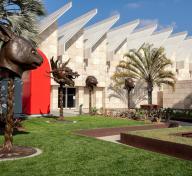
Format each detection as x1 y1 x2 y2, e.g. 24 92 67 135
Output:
146 27 173 48
58 9 97 55
162 31 188 58
38 2 72 34
84 15 120 49
127 24 157 49
107 19 140 52
58 9 97 39
175 37 192 62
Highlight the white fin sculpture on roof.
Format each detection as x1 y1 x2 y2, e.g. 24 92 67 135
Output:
162 31 187 59
174 37 192 80
58 9 97 55
107 19 139 59
146 27 173 48
176 37 192 62
84 15 120 53
38 2 72 34
127 23 157 50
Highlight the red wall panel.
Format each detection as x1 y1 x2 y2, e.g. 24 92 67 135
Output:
22 49 51 115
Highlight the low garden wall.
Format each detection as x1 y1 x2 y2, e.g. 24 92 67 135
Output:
120 133 192 161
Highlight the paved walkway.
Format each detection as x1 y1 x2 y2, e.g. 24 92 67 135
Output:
97 135 121 144
95 121 192 144
76 123 169 137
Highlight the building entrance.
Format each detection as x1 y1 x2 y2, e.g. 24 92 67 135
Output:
58 87 76 108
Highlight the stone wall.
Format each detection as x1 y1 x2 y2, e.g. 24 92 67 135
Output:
163 80 192 109
39 22 58 61
41 22 192 112
39 22 58 113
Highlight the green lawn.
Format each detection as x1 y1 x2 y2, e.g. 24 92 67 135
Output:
0 115 192 176
129 126 192 146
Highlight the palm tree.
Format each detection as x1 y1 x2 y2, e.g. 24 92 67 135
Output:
112 43 176 105
0 0 45 43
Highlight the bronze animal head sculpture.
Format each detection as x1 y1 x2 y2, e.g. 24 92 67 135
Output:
0 25 43 77
124 78 135 91
50 57 79 86
86 76 98 90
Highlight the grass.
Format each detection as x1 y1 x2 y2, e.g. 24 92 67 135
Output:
129 126 192 146
0 115 191 176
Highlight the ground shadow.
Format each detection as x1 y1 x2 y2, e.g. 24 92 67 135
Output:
0 129 30 136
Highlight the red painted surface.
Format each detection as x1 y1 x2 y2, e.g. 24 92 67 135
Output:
22 49 51 115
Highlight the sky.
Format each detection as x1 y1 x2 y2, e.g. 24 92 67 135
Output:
43 0 192 36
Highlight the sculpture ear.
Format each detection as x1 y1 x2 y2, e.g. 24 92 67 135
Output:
63 58 70 67
0 25 14 42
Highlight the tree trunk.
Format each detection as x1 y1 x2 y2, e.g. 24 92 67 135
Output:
89 89 92 114
59 84 64 120
147 82 153 105
3 78 14 152
148 90 152 105
0 80 2 116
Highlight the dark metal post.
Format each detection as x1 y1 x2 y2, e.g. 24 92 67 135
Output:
3 78 14 152
124 78 135 110
59 84 64 120
89 88 92 114
127 89 131 109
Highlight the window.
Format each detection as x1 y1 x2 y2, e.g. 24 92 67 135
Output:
58 87 76 108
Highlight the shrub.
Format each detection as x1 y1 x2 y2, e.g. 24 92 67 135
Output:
91 107 98 115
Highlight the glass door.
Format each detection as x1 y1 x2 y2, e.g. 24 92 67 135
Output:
58 87 76 108
67 88 76 108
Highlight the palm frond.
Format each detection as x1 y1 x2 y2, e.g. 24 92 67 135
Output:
0 0 45 44
111 43 176 98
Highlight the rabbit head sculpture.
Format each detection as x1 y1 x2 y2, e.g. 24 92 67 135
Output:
0 25 43 77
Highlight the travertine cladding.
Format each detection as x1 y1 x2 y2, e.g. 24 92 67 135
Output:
61 31 106 110
39 22 58 87
163 80 192 109
39 22 59 113
50 85 59 112
127 25 157 50
56 28 192 110
64 32 107 88
49 18 192 110
39 22 58 61
105 41 159 108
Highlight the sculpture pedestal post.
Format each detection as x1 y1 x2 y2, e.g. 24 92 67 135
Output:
59 84 64 120
3 77 14 152
127 89 131 109
89 88 92 114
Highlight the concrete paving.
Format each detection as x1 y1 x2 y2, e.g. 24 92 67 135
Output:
51 110 79 117
97 135 121 144
0 148 42 162
96 121 192 144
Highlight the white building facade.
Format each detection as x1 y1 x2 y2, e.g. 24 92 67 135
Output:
38 2 192 114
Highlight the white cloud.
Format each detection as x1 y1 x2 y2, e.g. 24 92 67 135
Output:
158 22 177 30
139 19 177 31
126 2 141 9
110 10 119 16
170 21 177 29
